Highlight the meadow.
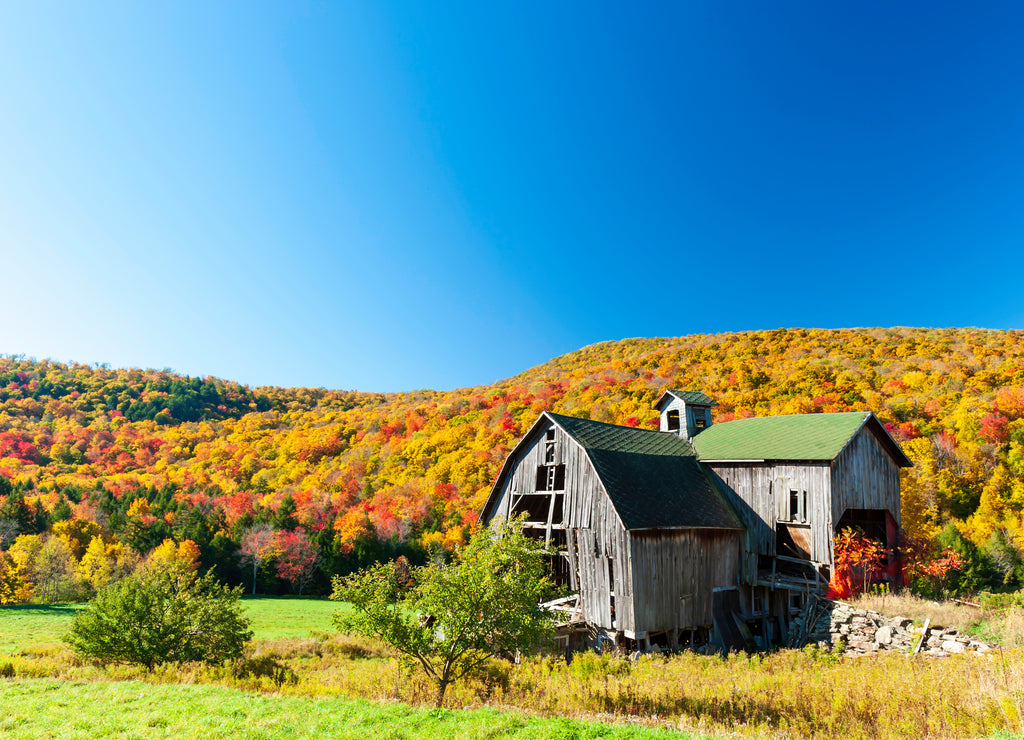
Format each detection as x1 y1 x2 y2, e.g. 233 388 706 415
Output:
2 596 1024 739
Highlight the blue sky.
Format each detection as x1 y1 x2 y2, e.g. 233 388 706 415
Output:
1 3 1022 392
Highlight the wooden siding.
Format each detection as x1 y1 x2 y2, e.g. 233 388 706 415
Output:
708 462 832 564
831 426 902 531
628 529 742 632
485 421 633 632
658 396 711 439
574 496 633 631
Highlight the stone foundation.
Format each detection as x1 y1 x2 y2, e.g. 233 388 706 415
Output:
789 597 996 657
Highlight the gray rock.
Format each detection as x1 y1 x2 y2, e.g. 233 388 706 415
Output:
875 626 893 645
849 640 877 652
942 640 965 654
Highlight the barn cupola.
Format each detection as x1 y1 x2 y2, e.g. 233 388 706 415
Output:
653 389 716 440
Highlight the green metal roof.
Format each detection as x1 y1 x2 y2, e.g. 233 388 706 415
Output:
655 389 717 408
546 412 743 531
691 411 886 462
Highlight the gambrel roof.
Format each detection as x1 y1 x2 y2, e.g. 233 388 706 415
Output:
483 408 910 535
494 412 743 531
691 411 912 467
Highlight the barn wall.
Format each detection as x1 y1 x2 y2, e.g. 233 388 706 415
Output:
628 529 742 634
831 427 902 532
575 493 633 631
708 462 832 563
708 465 775 558
484 419 631 632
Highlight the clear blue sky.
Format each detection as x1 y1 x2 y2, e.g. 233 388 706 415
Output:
1 3 1022 392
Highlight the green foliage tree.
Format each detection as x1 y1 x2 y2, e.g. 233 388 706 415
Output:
330 517 552 707
936 524 997 595
64 562 252 671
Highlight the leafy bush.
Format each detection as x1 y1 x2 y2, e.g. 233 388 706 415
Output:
64 563 252 671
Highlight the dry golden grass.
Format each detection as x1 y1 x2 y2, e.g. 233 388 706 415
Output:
8 631 1023 739
848 591 1024 647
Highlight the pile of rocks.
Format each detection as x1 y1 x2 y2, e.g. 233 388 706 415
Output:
790 597 996 657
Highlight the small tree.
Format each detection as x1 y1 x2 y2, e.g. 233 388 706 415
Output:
0 551 32 604
274 528 319 595
239 525 277 595
331 517 552 707
831 527 887 597
65 562 252 671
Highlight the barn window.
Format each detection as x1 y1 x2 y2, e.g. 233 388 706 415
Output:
544 428 555 463
535 464 565 491
788 490 807 522
694 411 706 429
752 588 767 615
790 591 805 612
667 410 680 432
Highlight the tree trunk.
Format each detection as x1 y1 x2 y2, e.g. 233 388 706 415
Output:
434 678 449 708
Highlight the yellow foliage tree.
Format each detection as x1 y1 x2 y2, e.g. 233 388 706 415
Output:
0 551 32 604
52 519 102 560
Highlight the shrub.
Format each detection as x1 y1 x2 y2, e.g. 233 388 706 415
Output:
64 563 252 671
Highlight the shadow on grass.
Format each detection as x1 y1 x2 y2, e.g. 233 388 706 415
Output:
0 603 84 615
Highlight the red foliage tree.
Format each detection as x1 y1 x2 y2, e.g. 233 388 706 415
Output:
829 527 887 598
273 528 319 595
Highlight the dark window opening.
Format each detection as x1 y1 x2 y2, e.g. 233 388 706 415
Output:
522 528 546 545
608 557 616 624
787 490 807 522
751 588 767 615
549 528 567 550
544 428 555 463
667 409 680 432
510 495 551 521
790 591 805 612
546 553 571 588
834 509 892 565
535 464 565 491
550 493 564 523
694 411 706 429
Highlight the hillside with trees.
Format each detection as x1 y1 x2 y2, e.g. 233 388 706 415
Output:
2 326 1024 600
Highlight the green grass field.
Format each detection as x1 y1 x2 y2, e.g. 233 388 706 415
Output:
0 679 691 740
0 603 82 655
0 597 343 657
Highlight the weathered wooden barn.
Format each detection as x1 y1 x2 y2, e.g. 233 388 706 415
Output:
481 389 912 649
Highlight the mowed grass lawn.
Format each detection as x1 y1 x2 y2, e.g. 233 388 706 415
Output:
1 679 690 740
0 596 344 656
1 599 694 739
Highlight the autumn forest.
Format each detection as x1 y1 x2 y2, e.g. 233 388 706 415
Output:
2 327 1024 603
